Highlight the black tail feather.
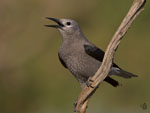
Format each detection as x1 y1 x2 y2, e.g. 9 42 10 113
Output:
104 77 119 87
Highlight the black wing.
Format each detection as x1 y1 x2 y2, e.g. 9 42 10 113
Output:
84 44 104 62
84 44 120 87
84 44 120 68
58 53 67 68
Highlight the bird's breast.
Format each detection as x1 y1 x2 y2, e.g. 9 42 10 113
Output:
59 46 100 78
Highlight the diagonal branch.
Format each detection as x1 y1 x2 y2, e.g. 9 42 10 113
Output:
74 0 146 113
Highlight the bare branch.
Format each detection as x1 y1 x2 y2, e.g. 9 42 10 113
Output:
74 0 146 113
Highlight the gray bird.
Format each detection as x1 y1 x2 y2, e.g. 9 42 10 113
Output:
45 17 137 88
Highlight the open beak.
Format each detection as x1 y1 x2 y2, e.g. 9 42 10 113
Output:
44 17 64 28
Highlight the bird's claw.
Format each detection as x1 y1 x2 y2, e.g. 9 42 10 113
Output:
86 77 94 88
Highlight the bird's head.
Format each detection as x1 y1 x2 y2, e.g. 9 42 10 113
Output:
45 17 82 36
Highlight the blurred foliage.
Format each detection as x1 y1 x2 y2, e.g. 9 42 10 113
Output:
0 0 150 113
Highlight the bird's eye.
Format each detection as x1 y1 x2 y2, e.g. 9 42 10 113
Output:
66 22 71 26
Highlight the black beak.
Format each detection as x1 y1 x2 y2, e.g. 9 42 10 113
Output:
44 17 64 28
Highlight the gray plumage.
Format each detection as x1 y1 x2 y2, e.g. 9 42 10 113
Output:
45 17 137 88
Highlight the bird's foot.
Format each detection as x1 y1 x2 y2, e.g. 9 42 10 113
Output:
86 77 94 88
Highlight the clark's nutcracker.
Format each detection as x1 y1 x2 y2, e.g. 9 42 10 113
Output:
45 17 137 88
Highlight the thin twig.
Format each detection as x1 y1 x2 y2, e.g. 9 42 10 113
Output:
74 0 146 113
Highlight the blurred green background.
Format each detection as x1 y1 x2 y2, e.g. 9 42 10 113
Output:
0 0 150 113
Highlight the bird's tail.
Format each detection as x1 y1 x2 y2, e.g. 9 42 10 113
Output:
114 68 138 78
104 77 120 87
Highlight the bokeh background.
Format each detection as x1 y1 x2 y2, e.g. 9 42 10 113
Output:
0 0 150 113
